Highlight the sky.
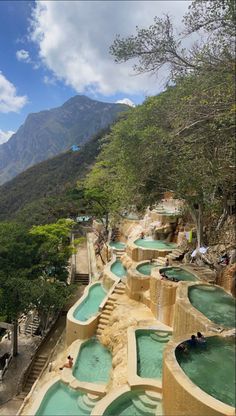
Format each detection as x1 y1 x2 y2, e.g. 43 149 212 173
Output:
0 0 191 144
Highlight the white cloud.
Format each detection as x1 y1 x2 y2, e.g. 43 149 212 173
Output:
116 98 135 107
16 49 31 63
0 72 28 113
43 75 57 85
0 129 15 145
30 1 191 96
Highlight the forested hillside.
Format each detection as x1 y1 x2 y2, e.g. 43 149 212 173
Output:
0 95 127 184
0 129 106 225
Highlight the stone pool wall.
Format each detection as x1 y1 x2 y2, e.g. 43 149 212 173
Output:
172 282 224 339
149 270 177 327
162 334 235 416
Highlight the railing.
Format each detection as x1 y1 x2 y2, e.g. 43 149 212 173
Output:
18 313 60 394
0 354 12 382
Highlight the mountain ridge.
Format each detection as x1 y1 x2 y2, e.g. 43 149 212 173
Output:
0 95 127 184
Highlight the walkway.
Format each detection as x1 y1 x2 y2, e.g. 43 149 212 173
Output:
75 242 89 274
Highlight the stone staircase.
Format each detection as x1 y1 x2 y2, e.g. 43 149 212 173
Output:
22 355 47 394
132 391 162 415
166 248 185 261
24 314 40 336
114 248 125 259
96 282 126 337
74 273 90 285
77 393 101 414
155 248 185 267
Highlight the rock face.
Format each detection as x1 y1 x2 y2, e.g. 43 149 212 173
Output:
0 95 127 184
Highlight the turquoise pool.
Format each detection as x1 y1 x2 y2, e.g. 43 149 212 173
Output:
73 283 107 321
176 336 235 407
35 382 92 415
103 390 162 416
73 338 112 383
111 260 127 278
136 330 171 379
188 285 236 328
134 238 176 250
160 267 197 282
136 262 160 276
109 241 126 250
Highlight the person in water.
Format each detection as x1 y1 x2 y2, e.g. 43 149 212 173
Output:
197 332 206 344
60 355 73 370
187 335 197 347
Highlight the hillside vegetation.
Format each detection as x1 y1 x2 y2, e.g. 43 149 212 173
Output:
0 95 127 184
0 130 104 225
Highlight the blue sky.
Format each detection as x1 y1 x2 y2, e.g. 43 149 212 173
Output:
0 0 190 143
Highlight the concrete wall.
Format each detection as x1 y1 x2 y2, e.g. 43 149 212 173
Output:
172 282 226 339
66 282 104 345
149 270 178 326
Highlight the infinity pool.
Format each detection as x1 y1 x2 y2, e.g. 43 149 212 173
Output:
36 382 91 415
188 285 236 328
136 329 171 379
103 390 162 416
111 260 127 278
134 238 176 250
73 338 112 383
109 241 126 250
160 267 198 282
73 283 107 321
176 336 235 407
136 262 162 276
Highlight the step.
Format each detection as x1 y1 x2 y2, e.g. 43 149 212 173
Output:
97 323 106 330
76 396 91 413
100 310 111 316
32 363 45 369
82 395 97 408
145 391 162 401
113 290 125 294
99 318 109 325
132 397 155 415
87 393 101 402
104 305 114 311
96 330 103 336
106 300 115 306
138 394 159 409
108 294 119 301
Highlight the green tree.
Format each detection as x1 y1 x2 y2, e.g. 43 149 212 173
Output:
30 219 75 281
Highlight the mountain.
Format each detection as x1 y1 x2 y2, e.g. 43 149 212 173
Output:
0 127 105 226
0 95 127 184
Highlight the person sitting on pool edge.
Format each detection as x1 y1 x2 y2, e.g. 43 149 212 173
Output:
60 355 73 370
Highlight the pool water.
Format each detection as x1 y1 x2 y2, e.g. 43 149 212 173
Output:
73 283 107 321
35 382 90 415
160 267 197 282
103 390 162 416
136 330 171 379
134 238 176 250
136 262 160 276
109 241 126 250
176 336 235 407
111 260 127 278
188 285 236 328
73 338 112 383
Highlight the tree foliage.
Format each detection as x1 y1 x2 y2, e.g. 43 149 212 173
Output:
88 0 235 247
